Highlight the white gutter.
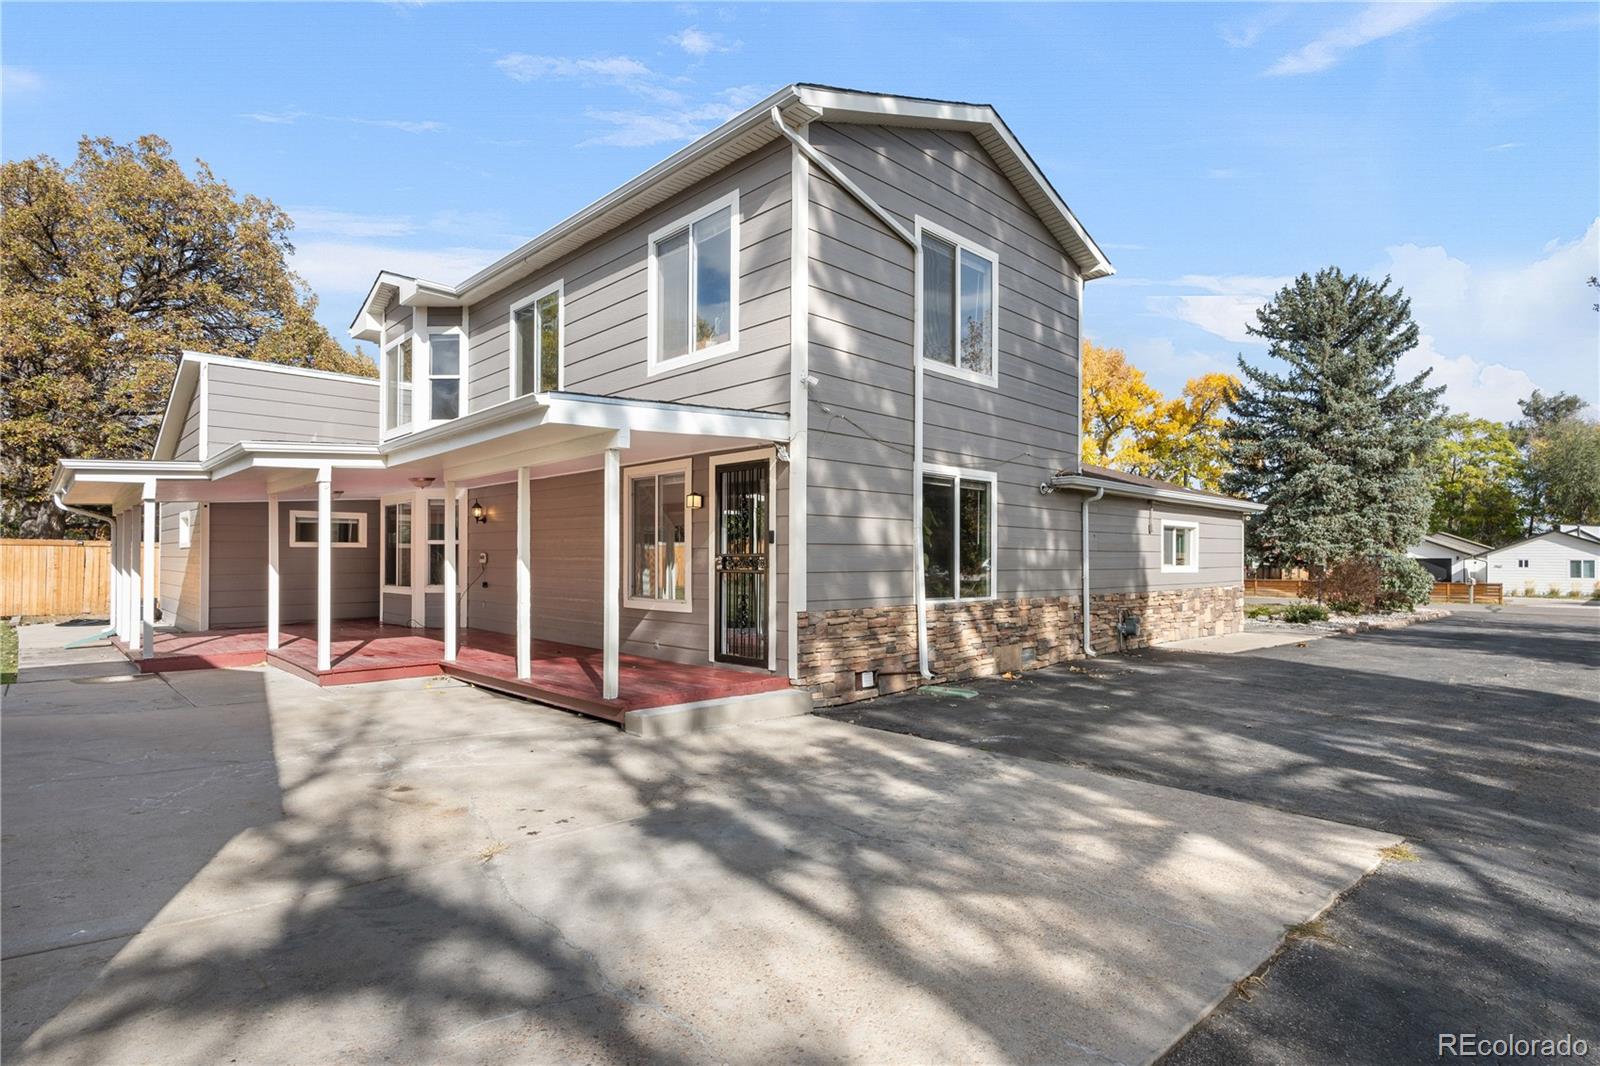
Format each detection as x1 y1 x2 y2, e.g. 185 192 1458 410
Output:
1048 473 1267 514
52 489 115 627
1080 485 1104 656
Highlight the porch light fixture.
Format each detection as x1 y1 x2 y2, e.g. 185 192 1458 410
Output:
471 499 488 524
409 476 436 488
684 492 704 511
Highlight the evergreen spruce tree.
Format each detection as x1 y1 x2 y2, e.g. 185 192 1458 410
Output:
1223 268 1444 571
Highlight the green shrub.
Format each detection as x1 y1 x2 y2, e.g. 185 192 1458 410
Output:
1247 604 1284 619
1282 603 1330 624
1378 552 1434 611
1328 600 1364 615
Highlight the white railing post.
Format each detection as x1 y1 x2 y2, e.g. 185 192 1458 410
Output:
603 447 620 701
443 480 458 662
316 469 333 672
267 495 281 650
515 466 532 679
140 483 156 659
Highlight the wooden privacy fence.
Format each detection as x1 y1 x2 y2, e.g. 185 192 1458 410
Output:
0 539 112 617
1244 577 1502 605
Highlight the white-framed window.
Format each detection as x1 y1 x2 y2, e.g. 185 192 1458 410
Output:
290 510 368 549
382 501 412 588
916 218 1000 387
177 507 194 549
383 336 414 432
425 498 449 590
1570 559 1596 579
624 458 692 612
427 329 464 421
647 190 740 375
1517 559 1530 568
921 465 996 601
511 281 562 397
1162 520 1199 573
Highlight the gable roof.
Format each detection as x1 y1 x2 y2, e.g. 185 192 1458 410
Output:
1423 531 1492 555
350 84 1114 342
1483 528 1600 557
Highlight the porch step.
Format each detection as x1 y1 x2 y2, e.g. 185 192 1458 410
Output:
439 663 626 724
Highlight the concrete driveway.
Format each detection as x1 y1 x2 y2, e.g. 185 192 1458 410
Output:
824 605 1600 1064
1 625 1397 1066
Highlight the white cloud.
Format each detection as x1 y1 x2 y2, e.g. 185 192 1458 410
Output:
347 117 443 134
494 54 652 83
2 66 44 93
1396 335 1538 422
1267 3 1449 76
289 240 513 300
1221 7 1290 49
1485 142 1524 152
242 110 306 125
1153 274 1291 343
668 27 739 56
241 111 442 133
289 208 418 239
580 85 770 148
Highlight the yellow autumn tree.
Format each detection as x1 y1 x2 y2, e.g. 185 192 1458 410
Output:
1080 341 1239 491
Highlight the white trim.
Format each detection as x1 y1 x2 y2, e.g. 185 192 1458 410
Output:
1160 519 1200 573
381 331 416 437
707 446 779 671
443 479 458 662
199 502 211 631
920 464 999 604
646 188 742 377
425 323 467 424
914 216 1001 389
315 470 333 672
515 466 532 680
602 448 621 700
786 131 810 681
1049 473 1266 514
622 457 695 614
1072 271 1084 475
379 494 416 595
197 361 210 461
288 509 368 548
266 496 280 651
140 486 157 658
509 279 565 399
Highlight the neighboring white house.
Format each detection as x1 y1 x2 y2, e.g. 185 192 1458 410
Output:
1406 532 1490 583
1482 529 1600 597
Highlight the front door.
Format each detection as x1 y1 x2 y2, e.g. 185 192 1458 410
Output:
714 460 769 666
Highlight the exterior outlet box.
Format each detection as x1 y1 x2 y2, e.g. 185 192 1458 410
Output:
477 551 488 565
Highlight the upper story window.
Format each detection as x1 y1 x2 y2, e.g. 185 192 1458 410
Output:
1161 521 1199 573
383 337 413 431
511 282 562 397
917 220 999 387
648 190 739 375
427 330 463 421
922 467 994 601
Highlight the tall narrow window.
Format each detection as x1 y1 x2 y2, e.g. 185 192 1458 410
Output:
384 502 412 587
626 465 689 608
428 333 461 421
513 285 562 397
919 224 998 384
427 499 447 587
921 470 994 601
384 338 413 431
649 194 739 372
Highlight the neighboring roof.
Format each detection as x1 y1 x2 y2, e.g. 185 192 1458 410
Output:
1423 531 1492 555
1050 463 1266 514
1557 524 1600 542
1482 528 1600 556
150 351 379 461
350 83 1114 341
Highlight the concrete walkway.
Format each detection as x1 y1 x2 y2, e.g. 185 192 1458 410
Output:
5 624 1396 1065
1161 631 1322 654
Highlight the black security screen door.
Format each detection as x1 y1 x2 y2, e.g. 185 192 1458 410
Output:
715 460 768 666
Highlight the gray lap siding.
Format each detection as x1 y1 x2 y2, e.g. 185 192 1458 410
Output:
205 501 381 628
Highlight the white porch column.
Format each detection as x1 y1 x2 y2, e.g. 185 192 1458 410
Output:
140 485 156 659
442 481 458 662
266 494 281 651
602 447 620 701
316 469 333 672
109 512 122 638
515 466 532 679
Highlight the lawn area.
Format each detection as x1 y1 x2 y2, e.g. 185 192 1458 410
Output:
1 622 17 684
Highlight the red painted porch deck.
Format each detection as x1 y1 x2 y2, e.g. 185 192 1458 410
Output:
114 621 790 723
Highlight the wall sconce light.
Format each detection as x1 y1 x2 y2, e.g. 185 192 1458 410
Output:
685 492 704 511
471 500 488 524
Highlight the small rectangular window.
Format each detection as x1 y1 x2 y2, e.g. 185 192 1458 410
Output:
626 465 689 608
1518 559 1530 568
1573 559 1596 579
649 194 739 372
428 333 461 421
290 511 367 548
177 508 194 550
1162 521 1199 572
384 502 412 587
384 338 413 431
921 470 994 601
512 286 562 397
918 223 998 384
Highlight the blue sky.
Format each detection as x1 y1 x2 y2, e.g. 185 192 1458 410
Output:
4 1 1596 420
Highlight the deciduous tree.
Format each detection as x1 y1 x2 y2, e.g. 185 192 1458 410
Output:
1222 268 1444 570
0 135 373 537
1525 417 1600 528
1080 341 1159 469
1427 415 1524 545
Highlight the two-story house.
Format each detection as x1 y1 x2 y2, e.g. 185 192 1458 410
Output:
52 85 1262 734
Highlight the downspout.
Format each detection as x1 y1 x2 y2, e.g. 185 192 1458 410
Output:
1080 485 1104 656
768 106 930 677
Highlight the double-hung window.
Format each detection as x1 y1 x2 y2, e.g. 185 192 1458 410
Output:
383 337 413 431
427 331 463 421
918 221 999 386
1571 559 1596 579
511 282 562 397
922 468 994 600
1162 521 1199 573
625 461 691 610
383 502 412 588
648 191 738 373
